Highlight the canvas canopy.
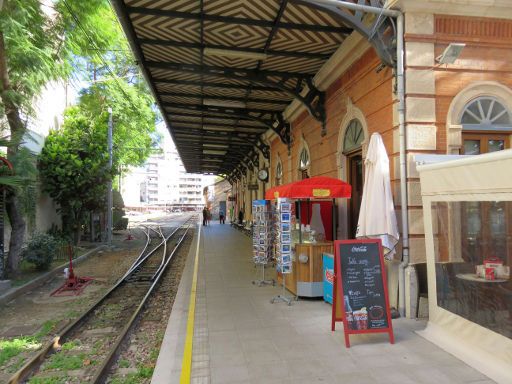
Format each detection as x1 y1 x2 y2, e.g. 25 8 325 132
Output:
417 149 512 384
265 176 351 200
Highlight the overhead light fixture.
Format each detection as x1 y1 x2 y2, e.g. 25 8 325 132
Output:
204 47 267 61
202 143 229 148
436 43 465 64
202 149 227 155
203 99 246 109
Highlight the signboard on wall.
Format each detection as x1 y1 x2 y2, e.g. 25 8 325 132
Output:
332 239 394 347
248 183 259 190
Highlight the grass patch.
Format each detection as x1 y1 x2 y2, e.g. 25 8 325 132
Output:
119 359 130 368
60 340 81 351
36 320 59 339
109 364 155 384
110 374 140 384
137 365 154 378
0 320 59 368
149 348 159 361
43 353 85 371
0 338 40 366
91 338 105 354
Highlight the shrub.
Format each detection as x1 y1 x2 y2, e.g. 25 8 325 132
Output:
23 233 59 271
113 210 128 230
113 216 128 230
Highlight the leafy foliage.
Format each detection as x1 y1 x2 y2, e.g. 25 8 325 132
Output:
1 0 156 273
113 190 128 230
22 232 59 270
38 108 111 242
77 80 156 169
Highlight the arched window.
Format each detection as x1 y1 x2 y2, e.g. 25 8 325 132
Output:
299 147 310 170
343 119 364 154
299 146 310 179
461 97 511 155
275 160 283 186
461 97 512 130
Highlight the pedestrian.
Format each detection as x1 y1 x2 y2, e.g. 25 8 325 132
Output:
219 210 225 224
238 208 244 225
202 206 208 226
207 208 212 225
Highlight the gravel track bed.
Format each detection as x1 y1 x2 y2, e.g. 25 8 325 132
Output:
0 227 155 383
106 230 194 384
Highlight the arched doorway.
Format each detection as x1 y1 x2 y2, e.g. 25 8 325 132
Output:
343 119 365 239
459 95 512 264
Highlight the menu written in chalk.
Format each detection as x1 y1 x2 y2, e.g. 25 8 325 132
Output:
338 241 389 330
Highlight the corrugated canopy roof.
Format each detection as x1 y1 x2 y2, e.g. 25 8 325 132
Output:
112 0 395 181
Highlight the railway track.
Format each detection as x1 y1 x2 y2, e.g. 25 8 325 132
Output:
8 216 197 384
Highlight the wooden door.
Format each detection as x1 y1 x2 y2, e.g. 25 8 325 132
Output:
461 133 512 265
347 153 363 239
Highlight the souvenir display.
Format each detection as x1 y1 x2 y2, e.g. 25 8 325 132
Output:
275 198 293 274
252 200 275 286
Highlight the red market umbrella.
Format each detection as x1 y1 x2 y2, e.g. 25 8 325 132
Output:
265 176 351 200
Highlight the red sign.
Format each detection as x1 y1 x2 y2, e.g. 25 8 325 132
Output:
332 239 394 347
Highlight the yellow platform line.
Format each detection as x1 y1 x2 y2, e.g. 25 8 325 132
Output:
180 223 201 384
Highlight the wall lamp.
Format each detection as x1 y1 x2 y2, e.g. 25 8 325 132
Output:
436 43 466 64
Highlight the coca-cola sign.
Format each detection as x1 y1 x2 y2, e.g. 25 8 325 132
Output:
325 269 334 284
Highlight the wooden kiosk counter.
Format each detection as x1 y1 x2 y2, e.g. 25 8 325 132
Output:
266 176 351 298
278 242 333 297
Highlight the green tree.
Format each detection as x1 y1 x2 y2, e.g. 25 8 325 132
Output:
0 0 148 274
77 80 156 169
38 107 111 244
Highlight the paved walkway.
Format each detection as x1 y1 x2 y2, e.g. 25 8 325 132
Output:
153 222 494 384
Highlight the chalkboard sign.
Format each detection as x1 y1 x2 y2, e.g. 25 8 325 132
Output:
332 239 394 347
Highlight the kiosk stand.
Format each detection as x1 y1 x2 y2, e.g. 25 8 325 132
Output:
265 177 352 298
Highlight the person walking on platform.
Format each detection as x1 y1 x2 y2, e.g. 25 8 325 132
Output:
238 208 244 225
219 210 225 224
202 206 208 226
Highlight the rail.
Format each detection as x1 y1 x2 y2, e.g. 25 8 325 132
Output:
8 215 197 384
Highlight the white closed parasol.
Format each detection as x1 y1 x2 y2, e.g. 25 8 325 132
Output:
356 133 399 259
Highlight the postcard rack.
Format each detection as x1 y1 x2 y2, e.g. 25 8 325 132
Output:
252 200 275 287
271 198 294 305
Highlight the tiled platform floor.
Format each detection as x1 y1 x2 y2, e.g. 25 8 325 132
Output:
153 223 495 384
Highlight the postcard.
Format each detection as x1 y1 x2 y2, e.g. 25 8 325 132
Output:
281 254 291 264
281 244 291 253
281 212 291 222
280 202 291 212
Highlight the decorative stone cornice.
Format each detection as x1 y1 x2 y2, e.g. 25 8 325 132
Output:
386 0 512 20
